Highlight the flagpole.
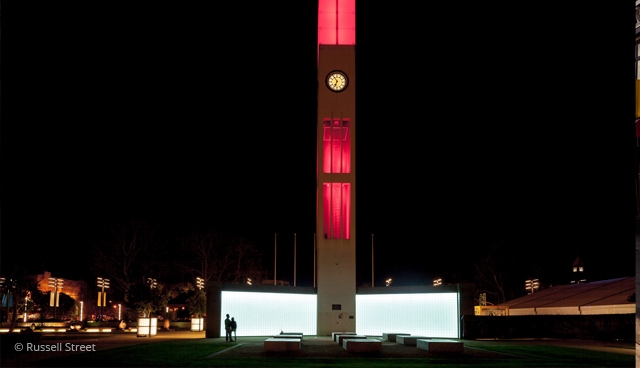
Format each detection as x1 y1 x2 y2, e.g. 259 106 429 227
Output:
371 234 374 287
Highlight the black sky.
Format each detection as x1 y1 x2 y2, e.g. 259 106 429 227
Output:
1 2 634 288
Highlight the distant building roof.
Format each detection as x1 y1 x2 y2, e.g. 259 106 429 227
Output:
495 277 635 315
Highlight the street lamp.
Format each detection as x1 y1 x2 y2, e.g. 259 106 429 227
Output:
479 293 487 306
23 296 27 322
48 277 63 320
97 277 110 320
525 279 539 294
433 278 442 286
191 278 205 332
138 278 158 338
147 278 157 289
23 291 31 322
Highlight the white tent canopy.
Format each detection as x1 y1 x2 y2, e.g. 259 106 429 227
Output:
496 277 635 316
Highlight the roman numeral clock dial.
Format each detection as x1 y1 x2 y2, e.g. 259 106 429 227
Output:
326 71 348 92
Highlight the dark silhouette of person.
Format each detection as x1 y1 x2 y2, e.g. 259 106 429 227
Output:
224 314 232 342
230 317 237 342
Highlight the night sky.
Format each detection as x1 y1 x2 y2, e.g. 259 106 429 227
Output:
1 3 633 289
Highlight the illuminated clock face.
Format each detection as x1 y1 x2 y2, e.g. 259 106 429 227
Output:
326 71 348 92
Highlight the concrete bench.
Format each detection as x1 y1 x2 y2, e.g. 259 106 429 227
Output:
264 337 301 352
337 334 368 345
396 335 431 346
275 333 303 340
417 339 464 353
382 332 410 342
343 338 382 352
332 331 356 342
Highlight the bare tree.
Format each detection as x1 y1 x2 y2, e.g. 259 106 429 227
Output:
473 254 508 305
91 219 164 304
472 242 519 305
181 229 265 285
181 229 223 284
227 235 264 284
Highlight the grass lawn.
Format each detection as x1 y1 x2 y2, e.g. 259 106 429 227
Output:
9 339 634 368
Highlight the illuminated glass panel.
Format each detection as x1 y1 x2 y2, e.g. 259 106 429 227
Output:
318 0 356 45
356 293 459 338
341 183 351 239
323 119 351 173
322 182 351 239
221 291 317 336
331 183 341 238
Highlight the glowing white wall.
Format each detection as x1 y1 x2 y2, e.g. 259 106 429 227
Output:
356 293 459 338
218 290 458 338
220 291 317 336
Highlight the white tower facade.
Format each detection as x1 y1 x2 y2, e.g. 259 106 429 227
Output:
316 0 356 336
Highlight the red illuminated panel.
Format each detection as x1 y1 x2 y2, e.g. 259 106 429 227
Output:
330 183 341 239
322 183 331 239
341 183 351 239
318 0 356 45
322 182 351 239
322 119 351 173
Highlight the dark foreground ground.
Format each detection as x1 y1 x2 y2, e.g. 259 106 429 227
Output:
1 330 636 367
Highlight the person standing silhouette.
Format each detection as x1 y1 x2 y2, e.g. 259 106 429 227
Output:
224 314 232 342
230 317 237 342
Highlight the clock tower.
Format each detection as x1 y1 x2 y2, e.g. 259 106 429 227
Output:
316 0 356 335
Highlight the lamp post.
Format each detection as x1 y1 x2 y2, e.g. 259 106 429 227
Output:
137 278 158 338
23 292 30 322
147 278 157 289
97 277 110 320
48 277 63 320
192 277 205 332
525 279 539 294
479 293 487 306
